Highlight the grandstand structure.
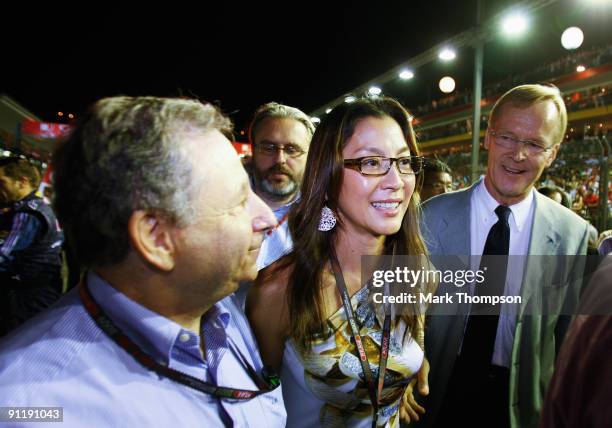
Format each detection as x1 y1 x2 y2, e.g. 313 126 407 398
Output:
410 45 611 231
413 46 611 161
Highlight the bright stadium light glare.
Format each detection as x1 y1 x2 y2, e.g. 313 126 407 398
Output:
399 69 414 80
438 48 456 61
501 12 528 37
368 86 382 96
325 108 332 114
311 117 321 124
344 95 356 103
439 76 456 93
561 27 584 50
576 65 586 72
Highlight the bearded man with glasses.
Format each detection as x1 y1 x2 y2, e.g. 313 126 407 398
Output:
416 84 589 428
246 102 315 271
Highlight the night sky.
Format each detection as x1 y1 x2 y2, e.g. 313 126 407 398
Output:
2 1 610 136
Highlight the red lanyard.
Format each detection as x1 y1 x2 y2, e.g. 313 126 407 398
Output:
329 248 391 428
266 211 289 236
78 280 279 400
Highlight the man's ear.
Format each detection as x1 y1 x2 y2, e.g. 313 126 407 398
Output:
545 143 561 168
484 130 492 150
128 210 176 271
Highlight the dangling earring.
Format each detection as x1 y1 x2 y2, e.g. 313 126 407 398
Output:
318 205 337 232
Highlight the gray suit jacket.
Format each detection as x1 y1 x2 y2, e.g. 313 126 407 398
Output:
417 180 589 428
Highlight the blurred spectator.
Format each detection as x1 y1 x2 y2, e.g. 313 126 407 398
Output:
539 184 601 258
42 184 54 204
584 188 599 207
540 256 612 428
0 157 63 336
538 185 571 209
420 158 453 202
246 102 315 270
598 230 612 255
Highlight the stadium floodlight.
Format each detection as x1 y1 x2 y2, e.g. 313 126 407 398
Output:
325 108 332 114
311 117 321 124
576 65 586 72
501 12 528 37
368 86 382 96
438 48 456 61
399 69 414 80
561 27 584 50
344 96 356 103
439 76 456 93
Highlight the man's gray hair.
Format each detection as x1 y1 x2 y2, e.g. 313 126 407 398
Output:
248 102 315 144
53 96 233 267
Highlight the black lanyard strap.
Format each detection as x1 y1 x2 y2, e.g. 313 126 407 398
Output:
329 248 391 428
78 280 279 400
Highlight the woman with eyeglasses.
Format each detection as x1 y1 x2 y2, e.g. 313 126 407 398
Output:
247 97 433 428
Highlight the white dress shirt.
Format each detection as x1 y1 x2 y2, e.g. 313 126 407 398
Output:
470 180 535 367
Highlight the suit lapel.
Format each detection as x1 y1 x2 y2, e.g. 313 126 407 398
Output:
437 182 476 255
520 192 561 314
527 192 561 255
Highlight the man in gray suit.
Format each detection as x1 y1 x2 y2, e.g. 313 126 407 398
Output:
417 84 589 428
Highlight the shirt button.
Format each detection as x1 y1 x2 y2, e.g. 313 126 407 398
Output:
179 333 190 343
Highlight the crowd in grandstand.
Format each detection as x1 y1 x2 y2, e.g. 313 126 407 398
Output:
412 43 612 118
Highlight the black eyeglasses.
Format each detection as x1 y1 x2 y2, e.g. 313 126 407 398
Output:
254 142 306 158
489 130 554 156
343 156 424 176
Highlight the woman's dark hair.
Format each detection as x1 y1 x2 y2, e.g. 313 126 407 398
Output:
274 96 429 348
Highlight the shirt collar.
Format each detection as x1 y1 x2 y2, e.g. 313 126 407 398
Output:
203 300 231 329
86 271 230 365
13 191 39 208
476 179 534 232
272 200 294 221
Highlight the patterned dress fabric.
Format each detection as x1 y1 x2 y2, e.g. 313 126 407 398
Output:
283 286 424 428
